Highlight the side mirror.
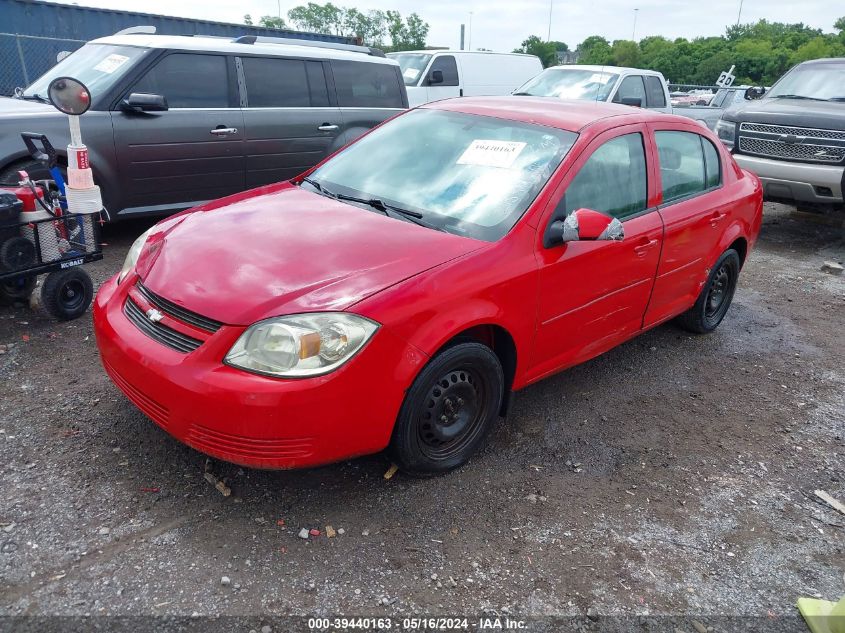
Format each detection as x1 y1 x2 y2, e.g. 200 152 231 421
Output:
744 86 765 100
547 208 624 246
619 97 643 107
121 93 168 113
428 69 444 85
47 77 91 115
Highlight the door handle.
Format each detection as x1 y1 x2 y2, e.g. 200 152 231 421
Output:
634 238 658 257
710 211 727 226
210 127 238 135
318 124 339 132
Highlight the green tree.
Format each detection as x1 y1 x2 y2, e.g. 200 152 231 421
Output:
243 14 253 26
611 40 640 67
577 35 613 65
513 35 558 67
258 16 287 29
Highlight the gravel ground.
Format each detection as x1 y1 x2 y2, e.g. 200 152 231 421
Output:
0 202 843 629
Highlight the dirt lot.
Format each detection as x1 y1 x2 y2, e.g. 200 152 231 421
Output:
1 203 843 629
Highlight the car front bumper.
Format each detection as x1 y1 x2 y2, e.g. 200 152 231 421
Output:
93 275 428 469
733 153 844 205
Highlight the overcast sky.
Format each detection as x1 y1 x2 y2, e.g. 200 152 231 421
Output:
63 0 841 51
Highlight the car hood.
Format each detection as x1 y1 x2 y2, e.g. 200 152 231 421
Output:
140 183 485 325
724 97 845 130
0 96 62 118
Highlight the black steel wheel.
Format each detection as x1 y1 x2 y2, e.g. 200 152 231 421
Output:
0 276 36 306
390 342 504 475
0 236 37 270
677 249 741 334
41 268 93 321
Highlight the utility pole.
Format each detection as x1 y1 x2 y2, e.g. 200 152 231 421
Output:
468 12 473 51
632 8 639 41
547 0 553 41
277 0 281 20
460 24 465 50
736 0 744 25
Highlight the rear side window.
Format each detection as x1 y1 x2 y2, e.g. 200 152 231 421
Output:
564 133 648 220
242 57 310 107
332 60 403 107
613 75 646 105
429 55 459 86
133 53 229 108
656 131 721 203
644 76 666 108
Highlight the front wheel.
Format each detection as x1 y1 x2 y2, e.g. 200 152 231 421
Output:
677 249 741 334
0 276 36 306
389 342 504 476
41 268 93 320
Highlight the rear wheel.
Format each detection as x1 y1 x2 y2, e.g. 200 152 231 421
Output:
0 276 36 306
389 342 504 476
41 268 93 320
677 249 740 334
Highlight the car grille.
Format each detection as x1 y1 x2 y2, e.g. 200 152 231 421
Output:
102 359 170 430
737 122 845 164
124 297 203 353
187 423 315 462
137 282 222 333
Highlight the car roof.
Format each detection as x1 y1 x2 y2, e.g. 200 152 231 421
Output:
545 64 665 77
388 50 537 59
91 34 399 65
424 96 674 133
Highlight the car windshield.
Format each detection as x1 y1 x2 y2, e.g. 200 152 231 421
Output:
766 61 845 101
309 108 577 241
388 53 433 86
515 68 619 100
22 44 149 101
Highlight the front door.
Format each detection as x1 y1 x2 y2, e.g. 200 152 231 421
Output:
424 55 461 102
529 128 663 382
239 56 343 188
110 52 245 216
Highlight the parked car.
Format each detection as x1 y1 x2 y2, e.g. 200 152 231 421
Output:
675 86 749 130
715 58 845 209
671 89 716 108
94 97 763 475
0 30 407 219
513 65 672 113
387 50 542 107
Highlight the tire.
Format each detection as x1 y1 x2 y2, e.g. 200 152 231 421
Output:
0 159 61 186
0 276 36 306
0 236 37 270
677 249 741 334
389 342 504 476
41 268 93 321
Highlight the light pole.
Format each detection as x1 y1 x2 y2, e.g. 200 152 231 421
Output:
547 0 553 42
736 0 744 25
632 8 639 41
468 11 473 51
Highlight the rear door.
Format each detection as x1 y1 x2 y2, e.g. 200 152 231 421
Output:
110 52 245 215
643 126 726 327
331 59 406 145
239 55 343 188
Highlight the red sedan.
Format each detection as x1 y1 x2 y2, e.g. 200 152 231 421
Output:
94 98 763 475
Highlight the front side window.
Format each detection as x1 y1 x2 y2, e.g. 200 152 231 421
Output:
132 53 229 108
655 131 721 203
429 56 459 86
613 75 647 105
309 109 577 241
514 68 619 100
563 133 648 219
332 60 403 108
242 57 310 107
644 76 666 108
23 44 149 102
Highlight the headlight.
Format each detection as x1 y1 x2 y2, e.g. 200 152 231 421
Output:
225 313 379 378
715 119 737 149
117 226 154 284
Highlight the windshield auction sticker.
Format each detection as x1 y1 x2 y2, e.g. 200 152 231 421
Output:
93 54 130 74
457 140 527 169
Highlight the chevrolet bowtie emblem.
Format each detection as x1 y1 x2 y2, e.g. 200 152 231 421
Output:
146 308 164 323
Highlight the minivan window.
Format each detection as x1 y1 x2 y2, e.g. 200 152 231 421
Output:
563 133 648 219
132 53 229 108
613 75 647 105
332 60 403 108
23 44 149 101
429 55 459 86
644 76 666 108
242 57 310 107
389 53 433 86
515 68 619 100
310 109 577 241
656 131 721 202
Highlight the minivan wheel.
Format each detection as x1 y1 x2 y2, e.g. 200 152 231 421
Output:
677 249 740 334
389 342 504 476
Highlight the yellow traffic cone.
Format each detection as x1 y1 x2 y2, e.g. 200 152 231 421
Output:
797 593 845 633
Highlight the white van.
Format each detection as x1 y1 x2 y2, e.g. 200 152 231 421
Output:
387 50 543 107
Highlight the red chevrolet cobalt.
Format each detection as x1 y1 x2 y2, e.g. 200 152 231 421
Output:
94 98 762 475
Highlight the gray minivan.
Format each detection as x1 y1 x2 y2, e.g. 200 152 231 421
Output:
0 30 408 218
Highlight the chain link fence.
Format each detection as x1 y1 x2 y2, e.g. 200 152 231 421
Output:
0 33 86 96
